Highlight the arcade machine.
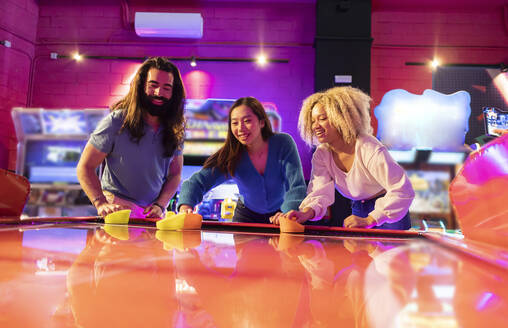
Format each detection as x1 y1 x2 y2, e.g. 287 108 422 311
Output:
12 100 281 219
480 107 508 144
174 98 282 220
12 107 109 217
374 89 471 230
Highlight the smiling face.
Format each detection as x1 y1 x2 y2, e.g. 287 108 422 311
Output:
230 104 265 146
145 68 174 103
311 104 342 145
142 68 174 116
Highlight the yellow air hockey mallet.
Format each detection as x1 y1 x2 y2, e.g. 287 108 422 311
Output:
104 209 131 224
156 211 203 231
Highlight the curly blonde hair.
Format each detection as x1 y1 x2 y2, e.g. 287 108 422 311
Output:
298 86 373 146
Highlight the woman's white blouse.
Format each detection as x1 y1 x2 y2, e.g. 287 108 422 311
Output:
300 134 415 226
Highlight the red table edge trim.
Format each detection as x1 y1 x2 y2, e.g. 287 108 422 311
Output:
2 216 419 236
202 220 421 236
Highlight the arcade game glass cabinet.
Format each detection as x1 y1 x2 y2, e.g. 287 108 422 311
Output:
11 99 282 219
11 107 109 217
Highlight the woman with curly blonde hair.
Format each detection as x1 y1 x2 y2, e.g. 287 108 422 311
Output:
275 86 414 229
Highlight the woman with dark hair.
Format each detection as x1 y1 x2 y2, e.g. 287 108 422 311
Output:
178 97 307 223
77 57 185 219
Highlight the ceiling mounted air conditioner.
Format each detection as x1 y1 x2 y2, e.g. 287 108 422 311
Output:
134 12 203 39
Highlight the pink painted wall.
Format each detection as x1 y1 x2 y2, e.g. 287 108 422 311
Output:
30 0 316 176
371 2 508 130
0 0 38 170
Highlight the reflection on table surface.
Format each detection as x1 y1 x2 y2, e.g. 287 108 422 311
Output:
1 224 507 327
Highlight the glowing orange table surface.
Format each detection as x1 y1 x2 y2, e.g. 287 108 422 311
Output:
1 219 508 328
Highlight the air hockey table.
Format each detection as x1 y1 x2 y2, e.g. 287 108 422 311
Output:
2 136 508 327
1 216 508 328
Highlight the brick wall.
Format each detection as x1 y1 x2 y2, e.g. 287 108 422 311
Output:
371 3 508 130
6 1 507 174
30 0 316 176
0 0 38 170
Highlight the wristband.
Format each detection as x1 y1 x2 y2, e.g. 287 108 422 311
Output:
92 195 106 206
153 202 166 212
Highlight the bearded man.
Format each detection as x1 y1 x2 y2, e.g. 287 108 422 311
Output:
77 57 185 218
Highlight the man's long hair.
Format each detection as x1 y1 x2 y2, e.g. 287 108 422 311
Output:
203 97 274 176
111 57 186 157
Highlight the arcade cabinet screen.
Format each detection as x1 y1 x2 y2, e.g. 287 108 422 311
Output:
42 111 88 135
183 141 225 157
24 139 87 184
183 98 281 157
484 107 508 137
184 99 231 157
407 170 450 215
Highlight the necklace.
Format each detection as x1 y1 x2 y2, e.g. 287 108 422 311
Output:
248 144 268 175
248 142 268 159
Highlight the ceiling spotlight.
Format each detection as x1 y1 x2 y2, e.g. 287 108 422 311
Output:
431 58 440 69
190 56 197 67
256 54 267 66
72 52 83 61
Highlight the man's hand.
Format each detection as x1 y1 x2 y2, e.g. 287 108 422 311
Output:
343 215 376 229
95 200 124 217
144 203 165 218
178 204 194 214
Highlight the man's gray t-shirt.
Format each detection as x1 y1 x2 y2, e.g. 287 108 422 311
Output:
89 111 182 207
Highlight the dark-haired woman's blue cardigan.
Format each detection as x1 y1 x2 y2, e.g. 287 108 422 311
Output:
177 133 307 214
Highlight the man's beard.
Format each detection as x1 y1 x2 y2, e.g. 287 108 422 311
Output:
141 94 171 117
